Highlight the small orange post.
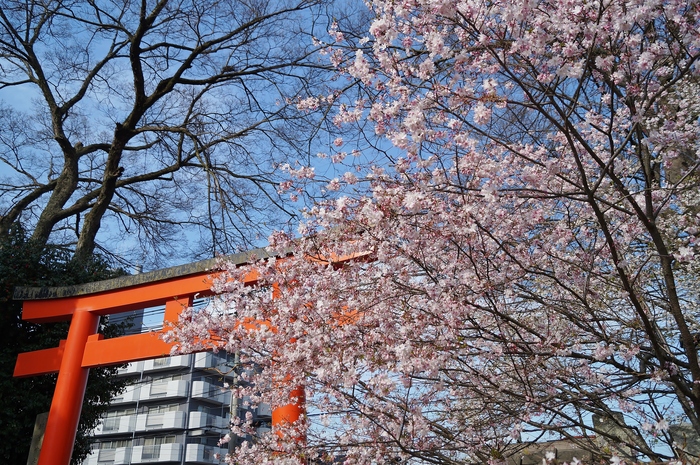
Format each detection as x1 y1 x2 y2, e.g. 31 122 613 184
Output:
272 385 306 428
38 308 100 465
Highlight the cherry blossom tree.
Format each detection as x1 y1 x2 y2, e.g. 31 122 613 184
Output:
169 0 700 462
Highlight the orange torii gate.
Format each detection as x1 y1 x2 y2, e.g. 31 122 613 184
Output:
13 249 304 465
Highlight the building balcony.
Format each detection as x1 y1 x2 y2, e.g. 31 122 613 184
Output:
139 379 189 401
135 411 187 432
185 443 228 464
257 402 272 418
191 380 231 405
81 446 131 465
117 361 144 376
92 415 137 436
143 354 191 372
84 443 226 465
239 396 272 420
188 411 229 431
193 352 232 372
112 384 140 404
131 443 182 463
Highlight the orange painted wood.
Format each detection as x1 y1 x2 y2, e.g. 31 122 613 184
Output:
38 309 100 465
272 386 306 425
163 297 191 324
82 298 192 367
21 273 219 323
82 332 174 367
13 340 65 377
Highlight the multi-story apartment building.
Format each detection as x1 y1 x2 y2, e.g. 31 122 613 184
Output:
80 352 236 465
80 308 272 465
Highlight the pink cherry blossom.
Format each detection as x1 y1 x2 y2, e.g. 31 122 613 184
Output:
169 0 700 463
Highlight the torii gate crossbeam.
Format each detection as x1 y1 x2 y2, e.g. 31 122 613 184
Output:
13 249 303 465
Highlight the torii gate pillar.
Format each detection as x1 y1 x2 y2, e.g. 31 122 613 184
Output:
40 308 100 465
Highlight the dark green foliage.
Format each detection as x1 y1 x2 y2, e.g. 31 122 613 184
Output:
0 224 129 465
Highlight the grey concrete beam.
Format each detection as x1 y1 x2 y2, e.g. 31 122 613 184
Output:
13 248 275 301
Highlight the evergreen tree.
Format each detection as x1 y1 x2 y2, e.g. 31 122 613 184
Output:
0 224 129 464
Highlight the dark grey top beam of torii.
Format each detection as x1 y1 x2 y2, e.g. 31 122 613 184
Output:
13 247 274 302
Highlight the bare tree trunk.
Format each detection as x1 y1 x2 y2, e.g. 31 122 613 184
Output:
73 130 131 264
30 158 79 248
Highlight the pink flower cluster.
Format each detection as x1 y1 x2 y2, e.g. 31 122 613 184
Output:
168 0 700 462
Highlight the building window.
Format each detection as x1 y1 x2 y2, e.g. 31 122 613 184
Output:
153 357 169 367
142 436 176 460
101 409 135 432
98 439 132 449
102 417 120 432
105 408 136 417
97 449 115 463
149 382 169 397
147 403 180 413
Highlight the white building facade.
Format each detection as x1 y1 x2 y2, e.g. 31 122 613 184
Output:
81 351 242 465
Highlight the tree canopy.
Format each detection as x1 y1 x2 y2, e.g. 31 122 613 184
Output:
0 224 129 465
168 0 700 463
0 0 346 268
